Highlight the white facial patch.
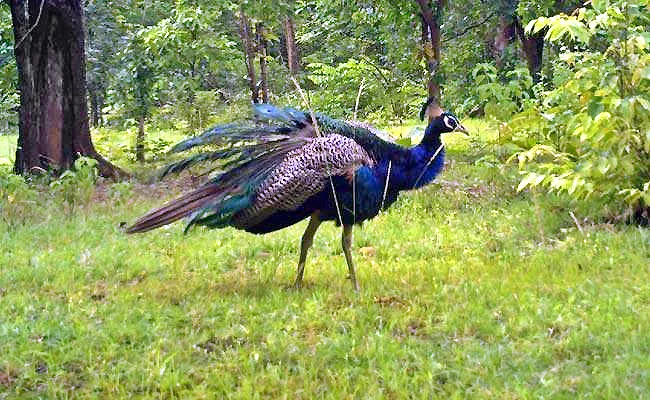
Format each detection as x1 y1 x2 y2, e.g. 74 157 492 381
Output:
443 116 456 130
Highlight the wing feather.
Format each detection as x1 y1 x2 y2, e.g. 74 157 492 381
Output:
233 134 373 227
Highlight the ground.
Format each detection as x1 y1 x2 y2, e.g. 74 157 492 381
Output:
0 121 649 398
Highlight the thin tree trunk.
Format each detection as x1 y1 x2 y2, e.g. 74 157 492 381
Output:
90 91 99 128
89 88 103 127
282 15 300 75
238 9 258 103
256 22 269 103
136 114 145 163
9 0 123 178
416 0 445 101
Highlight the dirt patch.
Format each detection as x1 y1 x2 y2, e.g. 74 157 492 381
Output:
0 370 17 387
374 295 408 308
92 172 203 205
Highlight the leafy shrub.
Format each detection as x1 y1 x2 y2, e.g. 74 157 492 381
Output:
155 90 231 133
49 157 98 214
0 166 37 227
93 127 178 165
507 0 650 221
469 63 535 121
306 58 423 123
307 59 384 118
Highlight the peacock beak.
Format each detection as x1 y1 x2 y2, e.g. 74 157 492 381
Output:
455 124 469 135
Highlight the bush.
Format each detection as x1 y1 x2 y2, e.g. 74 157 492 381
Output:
305 58 423 123
505 0 650 221
466 63 535 121
0 166 36 227
49 157 98 214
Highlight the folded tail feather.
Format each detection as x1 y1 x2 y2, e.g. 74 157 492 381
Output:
160 139 305 178
168 104 396 163
128 136 310 234
125 184 223 233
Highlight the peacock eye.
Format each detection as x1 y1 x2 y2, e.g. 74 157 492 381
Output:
443 116 456 130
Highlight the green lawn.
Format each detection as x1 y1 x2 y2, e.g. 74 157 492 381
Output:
1 125 649 398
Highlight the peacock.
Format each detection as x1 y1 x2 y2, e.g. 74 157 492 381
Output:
126 98 467 290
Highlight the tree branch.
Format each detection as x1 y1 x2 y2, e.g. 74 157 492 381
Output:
442 11 497 43
15 0 46 49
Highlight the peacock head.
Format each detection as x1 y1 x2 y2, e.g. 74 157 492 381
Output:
437 112 468 134
420 97 468 137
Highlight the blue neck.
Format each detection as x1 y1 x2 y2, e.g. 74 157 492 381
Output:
368 119 447 192
404 120 446 189
404 142 446 189
373 141 445 192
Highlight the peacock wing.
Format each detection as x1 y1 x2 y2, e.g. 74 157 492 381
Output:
233 134 374 228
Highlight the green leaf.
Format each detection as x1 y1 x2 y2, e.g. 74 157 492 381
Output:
546 24 566 42
591 0 610 13
517 173 544 192
637 97 650 111
594 112 611 123
587 99 604 118
525 18 542 35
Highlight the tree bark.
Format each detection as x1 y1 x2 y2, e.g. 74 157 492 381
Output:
492 16 517 67
136 114 145 163
9 0 123 178
88 88 103 127
416 0 445 102
514 17 544 83
282 15 300 76
238 9 258 103
256 22 269 103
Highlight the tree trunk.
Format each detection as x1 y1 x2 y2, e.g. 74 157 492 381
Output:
416 0 445 101
238 9 258 103
256 22 269 103
492 16 516 67
282 15 300 75
514 17 544 83
9 0 123 178
88 88 103 127
136 114 145 163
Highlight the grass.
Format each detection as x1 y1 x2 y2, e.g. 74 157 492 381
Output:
1 122 649 398
0 134 16 166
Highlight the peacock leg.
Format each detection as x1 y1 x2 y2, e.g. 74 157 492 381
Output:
342 224 360 291
294 213 322 288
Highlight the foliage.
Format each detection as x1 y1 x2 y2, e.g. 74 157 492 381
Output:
0 166 35 227
49 157 99 214
0 3 17 132
468 63 535 120
516 0 583 25
1 0 553 139
86 1 244 130
0 156 100 227
92 126 186 166
438 0 511 112
507 0 650 219
306 58 415 121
